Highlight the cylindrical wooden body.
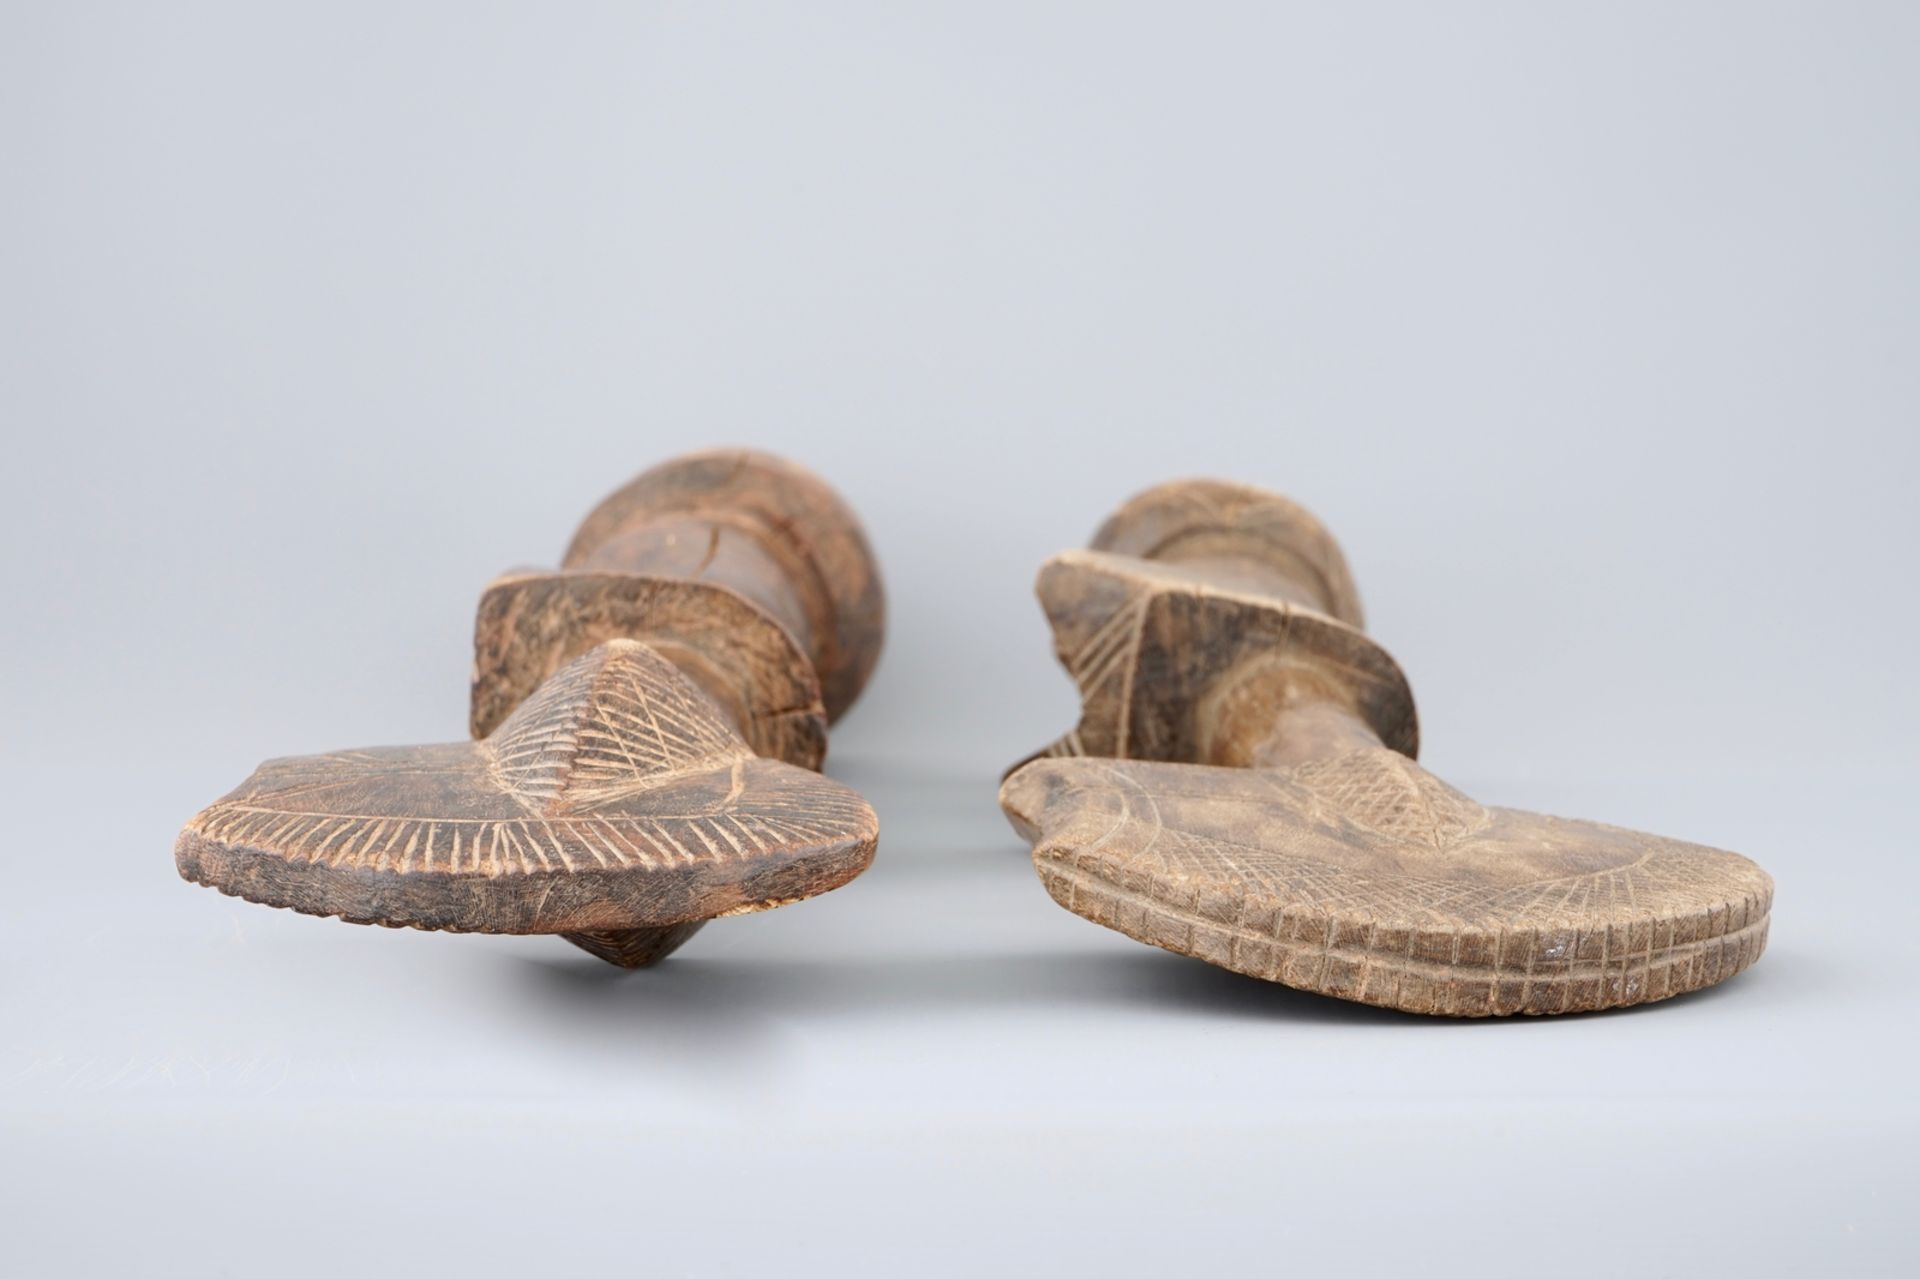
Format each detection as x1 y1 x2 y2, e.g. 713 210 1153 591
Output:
1088 477 1365 626
564 450 885 723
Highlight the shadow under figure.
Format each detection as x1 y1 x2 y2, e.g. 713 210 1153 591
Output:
999 479 1773 1017
176 449 886 968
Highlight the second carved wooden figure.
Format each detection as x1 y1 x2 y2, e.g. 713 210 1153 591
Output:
999 480 1773 1016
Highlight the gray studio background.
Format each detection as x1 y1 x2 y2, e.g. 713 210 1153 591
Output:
4 4 1915 1275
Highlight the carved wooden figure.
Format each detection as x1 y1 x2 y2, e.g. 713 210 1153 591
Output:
1000 481 1772 1016
177 450 884 967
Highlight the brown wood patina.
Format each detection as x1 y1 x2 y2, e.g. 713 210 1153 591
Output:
177 450 885 967
1000 480 1772 1016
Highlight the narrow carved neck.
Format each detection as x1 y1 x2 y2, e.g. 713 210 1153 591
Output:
1198 657 1387 770
1245 699 1386 769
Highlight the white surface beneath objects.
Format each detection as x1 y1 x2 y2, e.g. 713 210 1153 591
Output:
5 760 1912 1276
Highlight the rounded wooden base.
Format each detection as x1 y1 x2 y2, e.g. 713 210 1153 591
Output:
1036 850 1771 1017
1003 754 1774 1017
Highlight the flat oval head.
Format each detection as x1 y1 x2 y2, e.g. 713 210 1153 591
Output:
1001 752 1773 1017
176 640 876 942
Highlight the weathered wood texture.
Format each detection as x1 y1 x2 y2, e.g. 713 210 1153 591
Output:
1000 480 1773 1016
473 571 830 769
179 641 875 933
178 450 885 967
